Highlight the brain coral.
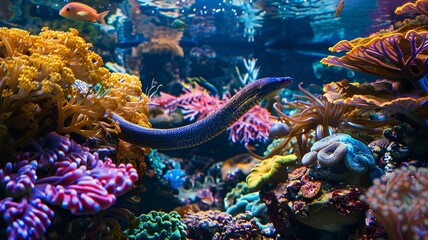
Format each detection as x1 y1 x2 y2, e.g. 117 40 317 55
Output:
0 27 150 160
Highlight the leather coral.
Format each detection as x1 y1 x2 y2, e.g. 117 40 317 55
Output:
321 30 428 91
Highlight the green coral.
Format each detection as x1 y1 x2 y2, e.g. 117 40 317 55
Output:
125 211 187 240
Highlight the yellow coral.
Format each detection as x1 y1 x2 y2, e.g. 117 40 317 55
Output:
246 154 298 192
0 27 151 161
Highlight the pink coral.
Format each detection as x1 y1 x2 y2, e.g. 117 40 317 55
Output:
151 84 273 144
228 105 273 144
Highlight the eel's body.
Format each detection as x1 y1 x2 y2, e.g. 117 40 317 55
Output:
112 77 292 149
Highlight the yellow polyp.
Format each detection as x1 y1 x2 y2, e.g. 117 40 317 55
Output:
0 27 151 162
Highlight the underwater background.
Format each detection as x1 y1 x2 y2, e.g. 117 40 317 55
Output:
1 0 428 239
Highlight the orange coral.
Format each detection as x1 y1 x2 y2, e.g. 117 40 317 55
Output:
321 30 428 90
395 0 428 16
335 92 428 126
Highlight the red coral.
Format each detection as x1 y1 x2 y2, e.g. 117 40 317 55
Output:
299 180 321 199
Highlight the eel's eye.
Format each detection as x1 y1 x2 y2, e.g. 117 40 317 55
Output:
66 8 70 11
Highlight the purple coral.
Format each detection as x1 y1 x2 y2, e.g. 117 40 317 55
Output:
182 210 265 239
322 30 428 90
0 132 139 239
0 198 54 240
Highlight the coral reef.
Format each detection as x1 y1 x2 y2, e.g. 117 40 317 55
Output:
182 210 269 239
321 28 428 90
395 0 428 16
260 165 368 238
261 83 389 160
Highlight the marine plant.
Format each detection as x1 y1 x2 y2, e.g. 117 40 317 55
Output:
0 27 150 160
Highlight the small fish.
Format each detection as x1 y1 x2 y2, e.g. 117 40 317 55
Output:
105 62 126 73
59 2 109 25
171 19 187 30
335 0 344 18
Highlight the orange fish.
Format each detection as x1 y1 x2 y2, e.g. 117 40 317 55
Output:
335 0 344 18
59 2 109 25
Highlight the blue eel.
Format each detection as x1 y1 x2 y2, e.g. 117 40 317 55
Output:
112 77 292 149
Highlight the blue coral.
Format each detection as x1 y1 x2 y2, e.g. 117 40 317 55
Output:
304 133 381 183
163 169 186 190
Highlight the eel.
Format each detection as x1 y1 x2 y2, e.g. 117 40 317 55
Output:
111 77 292 149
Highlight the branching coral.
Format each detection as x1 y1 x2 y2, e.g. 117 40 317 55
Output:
0 132 139 239
0 27 150 160
321 29 428 90
362 166 428 240
151 84 274 144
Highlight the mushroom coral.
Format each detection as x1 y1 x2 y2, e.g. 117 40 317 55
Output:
322 29 428 91
0 27 150 160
